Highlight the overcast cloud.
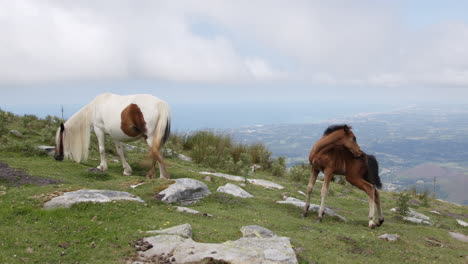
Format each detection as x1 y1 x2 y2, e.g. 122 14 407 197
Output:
0 0 467 104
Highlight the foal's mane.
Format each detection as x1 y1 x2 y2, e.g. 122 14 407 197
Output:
323 124 352 136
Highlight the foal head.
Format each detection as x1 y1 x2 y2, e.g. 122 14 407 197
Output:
323 125 363 158
54 123 65 161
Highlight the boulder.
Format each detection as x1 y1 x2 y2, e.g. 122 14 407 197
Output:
44 189 144 209
134 224 298 264
217 183 253 198
156 178 211 205
277 197 347 222
378 234 400 241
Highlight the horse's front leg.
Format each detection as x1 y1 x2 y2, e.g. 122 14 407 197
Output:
114 141 132 176
94 127 108 172
317 169 333 222
303 167 319 217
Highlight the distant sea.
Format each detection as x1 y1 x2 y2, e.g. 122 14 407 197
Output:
2 102 402 131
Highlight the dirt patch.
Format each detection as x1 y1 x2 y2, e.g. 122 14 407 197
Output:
0 161 61 187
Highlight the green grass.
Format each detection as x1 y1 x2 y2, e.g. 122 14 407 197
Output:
1 151 467 264
0 111 467 263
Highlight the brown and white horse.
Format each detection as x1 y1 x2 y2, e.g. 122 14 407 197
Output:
303 125 384 228
54 93 171 179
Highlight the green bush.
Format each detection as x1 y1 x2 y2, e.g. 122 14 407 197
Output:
271 156 286 177
396 191 411 217
289 163 310 182
166 130 279 176
419 188 431 207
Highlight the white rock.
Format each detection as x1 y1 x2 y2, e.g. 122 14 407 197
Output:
247 179 284 190
378 234 400 241
37 145 55 154
44 189 144 209
156 178 211 205
429 210 441 215
10 130 24 138
456 219 468 227
199 171 245 182
391 207 431 222
277 197 347 222
146 223 192 238
240 225 276 238
448 232 468 242
130 182 146 189
135 224 298 264
297 190 306 196
178 153 192 161
217 183 253 198
403 216 430 225
175 206 212 217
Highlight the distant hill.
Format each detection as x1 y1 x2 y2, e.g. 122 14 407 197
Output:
228 105 468 205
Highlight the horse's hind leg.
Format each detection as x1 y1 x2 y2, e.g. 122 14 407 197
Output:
94 127 108 172
346 176 377 228
114 141 132 176
303 167 319 217
375 189 384 226
317 169 333 222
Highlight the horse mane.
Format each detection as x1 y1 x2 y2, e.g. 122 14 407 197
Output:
364 155 382 189
310 124 352 160
62 102 94 163
323 124 352 136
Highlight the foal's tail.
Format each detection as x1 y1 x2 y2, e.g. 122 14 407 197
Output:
149 101 171 165
365 155 382 189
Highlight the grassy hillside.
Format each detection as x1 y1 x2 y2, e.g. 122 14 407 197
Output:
0 110 467 263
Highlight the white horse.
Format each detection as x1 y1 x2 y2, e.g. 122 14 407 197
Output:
54 93 171 179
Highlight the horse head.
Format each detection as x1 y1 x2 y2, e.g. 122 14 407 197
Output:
54 123 65 161
338 125 363 158
322 125 363 158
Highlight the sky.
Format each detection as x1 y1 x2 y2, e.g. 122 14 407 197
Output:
0 0 468 128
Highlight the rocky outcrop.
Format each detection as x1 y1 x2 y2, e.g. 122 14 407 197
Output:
133 224 298 264
44 189 144 209
155 178 211 205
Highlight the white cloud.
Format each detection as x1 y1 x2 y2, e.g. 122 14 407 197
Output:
0 0 467 91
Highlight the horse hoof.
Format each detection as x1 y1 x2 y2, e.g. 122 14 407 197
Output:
377 218 384 227
88 167 103 173
369 221 376 229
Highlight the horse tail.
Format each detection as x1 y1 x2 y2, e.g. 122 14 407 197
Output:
149 101 171 165
365 155 382 189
